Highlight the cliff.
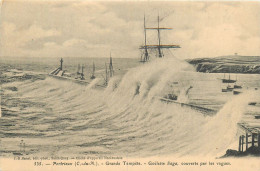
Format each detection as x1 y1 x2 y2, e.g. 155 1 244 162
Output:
186 55 260 74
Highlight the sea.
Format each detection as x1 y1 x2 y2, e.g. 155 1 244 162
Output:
0 56 260 158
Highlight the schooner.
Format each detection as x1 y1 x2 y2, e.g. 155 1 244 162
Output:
140 14 181 62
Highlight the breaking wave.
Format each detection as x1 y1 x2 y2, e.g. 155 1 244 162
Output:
1 57 256 158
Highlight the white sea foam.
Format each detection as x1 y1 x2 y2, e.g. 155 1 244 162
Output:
1 57 259 158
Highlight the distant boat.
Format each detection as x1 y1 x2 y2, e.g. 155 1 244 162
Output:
76 64 81 75
234 85 242 89
222 88 233 92
103 54 114 85
222 89 228 92
226 84 234 90
234 75 242 89
164 94 178 100
80 65 85 80
104 63 108 85
76 64 85 80
163 86 191 101
49 58 89 85
255 115 260 119
248 102 256 106
222 73 236 83
90 62 96 79
109 54 114 77
222 84 233 92
222 79 236 83
233 90 241 95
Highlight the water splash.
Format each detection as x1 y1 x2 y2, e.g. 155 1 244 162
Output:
1 58 258 158
180 90 257 157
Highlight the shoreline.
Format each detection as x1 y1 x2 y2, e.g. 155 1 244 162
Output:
186 55 260 74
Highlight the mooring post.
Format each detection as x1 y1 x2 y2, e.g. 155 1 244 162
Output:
238 136 241 152
20 141 22 152
252 133 255 147
241 136 244 152
23 142 25 153
246 133 248 150
257 133 260 148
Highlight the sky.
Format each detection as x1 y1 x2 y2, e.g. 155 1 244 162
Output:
1 0 260 59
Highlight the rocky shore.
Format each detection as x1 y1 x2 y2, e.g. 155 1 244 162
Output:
186 55 260 74
221 146 260 158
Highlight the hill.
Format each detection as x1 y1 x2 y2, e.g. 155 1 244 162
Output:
186 55 260 74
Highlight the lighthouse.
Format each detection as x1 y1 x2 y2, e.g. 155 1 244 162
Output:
60 58 63 70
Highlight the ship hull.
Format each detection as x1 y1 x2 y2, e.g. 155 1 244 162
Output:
222 79 236 83
48 74 107 90
233 90 241 95
48 74 89 85
234 85 242 89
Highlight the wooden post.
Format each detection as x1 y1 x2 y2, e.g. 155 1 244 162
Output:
257 133 260 148
23 142 25 153
241 136 244 152
246 133 248 150
238 136 241 152
252 133 255 147
20 140 23 153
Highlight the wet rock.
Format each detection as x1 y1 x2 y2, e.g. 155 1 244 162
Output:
6 87 18 91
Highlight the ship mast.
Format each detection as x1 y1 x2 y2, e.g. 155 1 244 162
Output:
104 53 114 85
228 66 231 81
143 15 149 62
92 62 95 76
105 63 108 85
139 14 180 62
109 52 114 77
91 62 96 79
81 65 84 80
77 64 80 74
157 15 162 58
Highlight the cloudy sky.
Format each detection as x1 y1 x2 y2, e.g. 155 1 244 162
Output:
1 0 260 59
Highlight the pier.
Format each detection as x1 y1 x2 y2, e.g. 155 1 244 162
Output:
159 97 216 116
237 123 260 152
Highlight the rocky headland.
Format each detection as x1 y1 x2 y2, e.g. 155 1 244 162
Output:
186 55 260 74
